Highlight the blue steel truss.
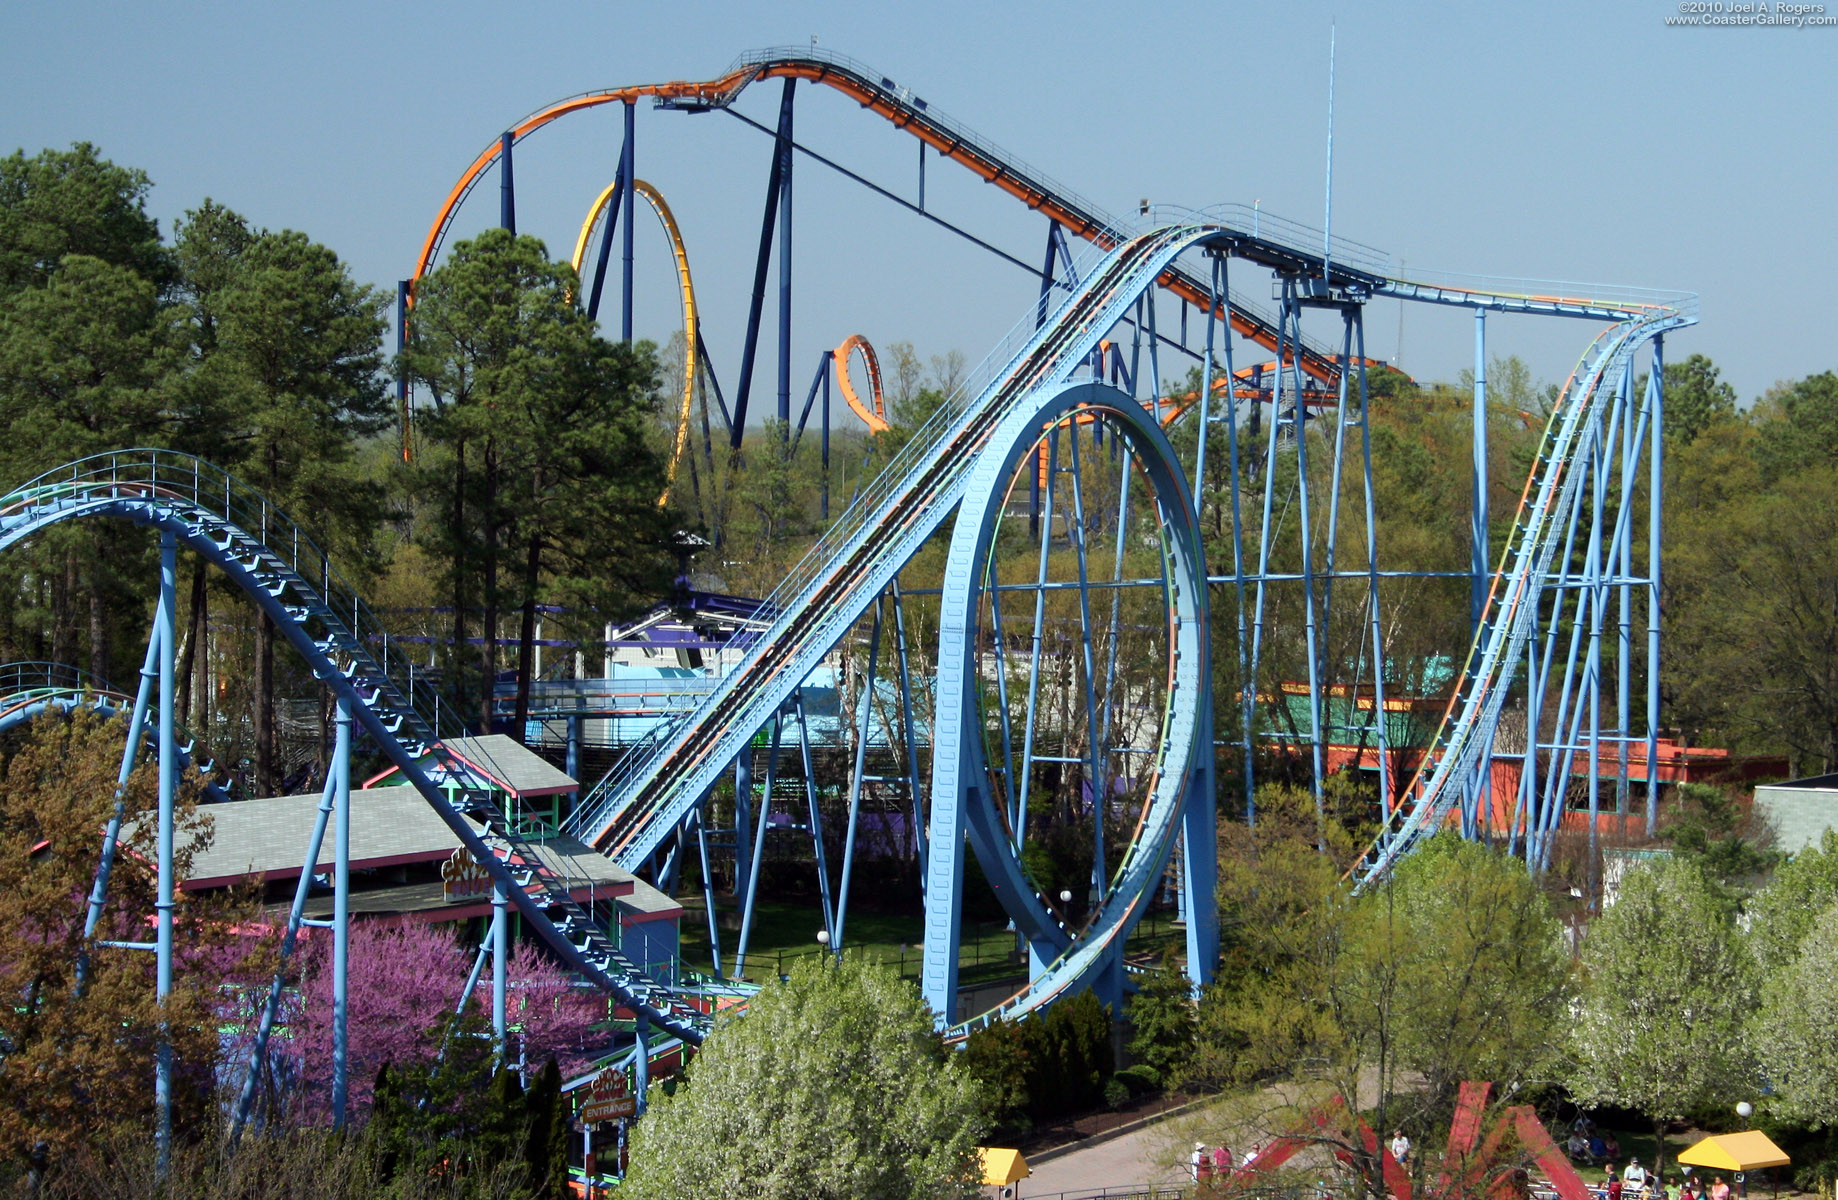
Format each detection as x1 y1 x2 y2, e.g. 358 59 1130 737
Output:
0 453 714 1045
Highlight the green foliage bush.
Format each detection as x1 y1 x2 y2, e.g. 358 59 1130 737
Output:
1113 1063 1161 1095
962 988 1115 1130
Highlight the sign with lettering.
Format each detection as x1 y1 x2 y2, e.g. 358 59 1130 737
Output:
579 1067 637 1124
440 847 491 902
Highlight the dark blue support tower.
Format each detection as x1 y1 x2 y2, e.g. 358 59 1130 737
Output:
499 131 515 233
621 100 636 343
776 82 795 430
730 79 796 447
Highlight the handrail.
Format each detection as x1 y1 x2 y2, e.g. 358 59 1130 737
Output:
0 452 714 1039
566 227 1204 849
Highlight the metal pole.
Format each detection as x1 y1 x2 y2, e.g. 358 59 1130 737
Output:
492 882 510 1057
835 603 884 952
793 692 836 944
331 695 352 1128
396 280 411 462
1473 309 1489 635
1646 337 1665 837
777 82 795 429
154 531 176 1176
80 624 161 971
499 131 515 233
730 80 795 445
620 99 636 343
821 354 832 519
230 763 339 1146
889 581 927 884
1285 288 1328 801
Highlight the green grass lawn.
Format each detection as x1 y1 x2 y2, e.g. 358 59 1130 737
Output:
675 894 1187 987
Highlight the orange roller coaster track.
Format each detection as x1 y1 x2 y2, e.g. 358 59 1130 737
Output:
409 48 1340 384
832 334 886 433
570 178 698 505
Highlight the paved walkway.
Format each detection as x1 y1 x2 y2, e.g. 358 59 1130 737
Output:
1019 1118 1191 1197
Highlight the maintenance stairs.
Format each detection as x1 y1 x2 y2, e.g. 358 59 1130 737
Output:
0 453 714 1041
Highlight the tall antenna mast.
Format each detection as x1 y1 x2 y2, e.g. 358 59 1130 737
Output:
1323 23 1336 289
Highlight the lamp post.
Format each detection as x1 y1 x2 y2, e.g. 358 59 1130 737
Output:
1734 1103 1754 1200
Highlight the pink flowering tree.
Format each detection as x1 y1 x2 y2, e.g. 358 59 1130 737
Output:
217 918 614 1126
505 942 610 1081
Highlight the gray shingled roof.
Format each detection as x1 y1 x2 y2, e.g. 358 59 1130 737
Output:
176 789 455 885
176 790 633 890
441 735 578 797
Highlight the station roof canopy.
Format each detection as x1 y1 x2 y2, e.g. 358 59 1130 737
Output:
1676 1132 1791 1171
976 1147 1030 1186
364 734 578 798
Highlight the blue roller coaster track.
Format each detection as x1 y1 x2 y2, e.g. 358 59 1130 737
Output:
0 47 1697 1152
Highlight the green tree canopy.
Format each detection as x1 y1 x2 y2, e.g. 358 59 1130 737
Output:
1382 833 1571 1101
1751 896 1838 1127
403 227 673 729
0 708 225 1165
1662 353 1739 447
1566 857 1755 1176
1745 829 1838 974
622 957 984 1200
1754 370 1838 485
0 142 168 296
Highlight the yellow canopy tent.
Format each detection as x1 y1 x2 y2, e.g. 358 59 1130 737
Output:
977 1147 1032 1187
1676 1132 1791 1172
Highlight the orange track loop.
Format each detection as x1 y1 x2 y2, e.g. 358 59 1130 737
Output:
569 178 699 507
832 333 886 433
411 59 1337 382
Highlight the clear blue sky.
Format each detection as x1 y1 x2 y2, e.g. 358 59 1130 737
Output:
4 0 1832 411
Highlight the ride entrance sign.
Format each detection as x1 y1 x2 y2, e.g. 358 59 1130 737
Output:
579 1067 636 1124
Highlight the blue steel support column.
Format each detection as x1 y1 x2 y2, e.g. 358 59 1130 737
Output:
1213 257 1256 824
890 581 927 888
1063 431 1107 904
1180 690 1218 994
499 132 515 234
1465 309 1491 832
586 165 625 324
1353 319 1394 812
729 80 795 446
620 100 635 344
834 601 883 953
821 356 832 519
1472 309 1489 633
734 714 783 978
1031 221 1062 539
732 754 753 919
776 82 795 429
396 280 411 460
696 816 723 979
1615 366 1636 817
492 882 510 1057
566 715 581 800
1645 337 1665 837
793 692 837 945
634 1014 650 1114
154 530 176 1175
80 626 160 967
331 695 352 1128
230 763 340 1146
1284 286 1328 801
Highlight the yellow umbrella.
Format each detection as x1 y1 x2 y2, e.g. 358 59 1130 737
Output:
977 1147 1032 1187
1676 1132 1791 1172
